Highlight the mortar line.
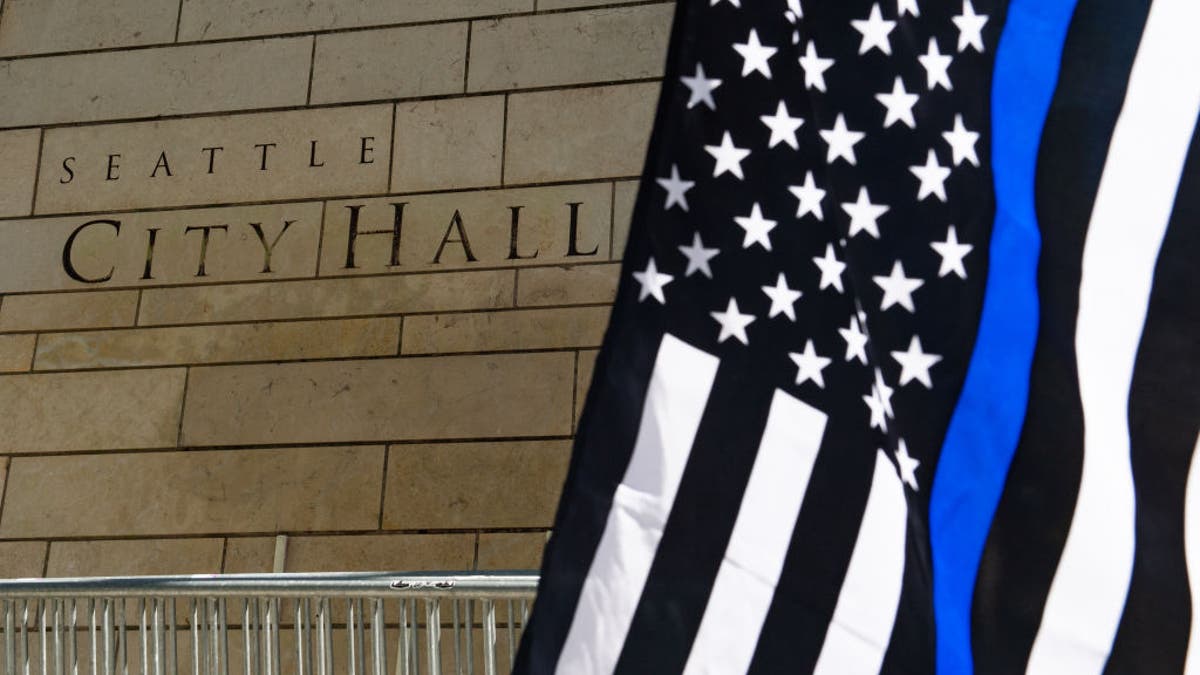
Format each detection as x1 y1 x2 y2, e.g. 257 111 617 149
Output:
571 350 580 432
314 199 328 277
27 128 44 215
173 0 184 42
219 538 229 573
462 21 473 93
0 526 554 546
132 289 144 326
305 35 317 105
174 367 190 447
500 93 510 185
385 103 397 190
377 447 391 530
609 180 617 260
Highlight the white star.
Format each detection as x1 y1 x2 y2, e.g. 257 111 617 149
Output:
632 257 673 304
677 232 720 278
785 0 803 44
864 385 888 431
891 335 942 388
942 114 980 167
931 225 973 279
895 439 920 490
953 0 989 53
897 0 919 16
655 164 694 211
704 132 751 179
761 273 803 320
841 187 889 239
733 29 778 79
711 298 756 345
839 316 869 364
710 0 741 7
798 41 834 92
788 171 826 220
919 38 954 91
760 101 805 149
874 368 895 419
734 202 777 251
818 114 865 165
813 243 846 293
909 149 951 202
789 340 832 388
873 261 923 313
680 63 722 110
875 77 919 129
851 4 896 55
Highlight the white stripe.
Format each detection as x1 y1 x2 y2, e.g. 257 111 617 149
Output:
812 450 908 675
681 390 828 675
1027 2 1200 670
555 333 719 675
1182 433 1200 674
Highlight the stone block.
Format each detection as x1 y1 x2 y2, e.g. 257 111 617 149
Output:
321 184 611 275
0 130 40 217
178 0 532 41
468 5 671 91
504 83 658 184
401 306 609 354
612 179 639 260
311 23 467 104
0 334 35 372
39 106 390 213
476 532 547 570
0 446 386 537
46 539 225 577
382 440 569 529
0 290 140 332
283 533 475 572
0 38 310 128
0 542 47 578
391 96 504 193
516 263 620 306
0 0 179 56
539 0 652 8
34 318 400 370
138 269 513 325
0 368 186 453
575 349 598 426
223 537 277 573
180 352 574 446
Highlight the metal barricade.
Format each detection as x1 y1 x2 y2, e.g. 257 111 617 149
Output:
0 572 538 675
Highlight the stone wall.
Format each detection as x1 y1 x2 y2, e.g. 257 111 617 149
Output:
0 0 671 577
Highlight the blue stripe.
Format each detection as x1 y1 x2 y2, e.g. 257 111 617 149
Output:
928 2 1079 673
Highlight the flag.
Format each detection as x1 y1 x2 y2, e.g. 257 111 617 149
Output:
514 0 1200 673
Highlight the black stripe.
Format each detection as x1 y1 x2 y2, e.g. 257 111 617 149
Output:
1103 120 1200 674
971 1 1151 672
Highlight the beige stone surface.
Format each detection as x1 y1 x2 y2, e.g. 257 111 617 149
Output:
0 334 35 372
178 0 532 40
322 184 611 274
505 83 657 184
0 368 185 453
311 24 467 104
0 446 386 537
34 318 400 370
284 533 475 572
391 96 504 193
223 537 277 573
180 352 574 446
476 532 547 570
612 179 639 260
402 306 609 354
138 269 513 325
0 130 40 217
383 441 569 529
575 349 599 426
0 203 322 294
0 290 140 332
46 539 225 577
539 0 651 8
0 542 47 578
468 5 671 91
0 0 179 56
516 263 620 306
39 107 390 213
0 38 310 128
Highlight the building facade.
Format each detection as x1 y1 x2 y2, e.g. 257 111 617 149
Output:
0 0 670 579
